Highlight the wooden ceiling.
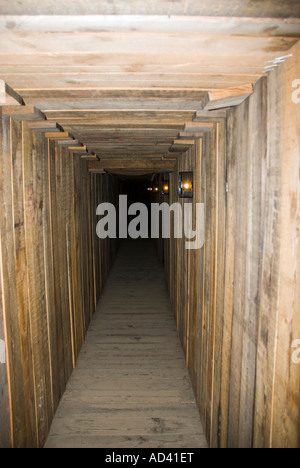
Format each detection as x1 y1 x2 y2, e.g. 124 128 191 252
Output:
0 1 300 174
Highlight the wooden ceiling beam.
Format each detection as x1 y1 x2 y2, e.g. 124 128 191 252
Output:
184 122 214 133
173 139 195 146
43 109 195 120
58 122 185 131
27 121 63 132
88 159 176 172
179 132 204 139
202 84 254 110
1 15 300 35
68 146 87 153
0 31 297 57
2 1 300 17
1 105 46 121
58 139 79 146
81 154 98 160
64 128 180 138
44 131 73 140
15 88 207 112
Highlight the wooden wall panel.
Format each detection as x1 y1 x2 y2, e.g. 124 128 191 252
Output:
254 42 300 449
22 123 53 447
0 109 12 448
0 110 118 447
224 78 267 448
271 42 300 449
1 42 299 449
0 113 36 448
163 50 300 448
186 139 203 389
210 121 226 448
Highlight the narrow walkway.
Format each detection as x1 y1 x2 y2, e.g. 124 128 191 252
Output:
45 240 207 448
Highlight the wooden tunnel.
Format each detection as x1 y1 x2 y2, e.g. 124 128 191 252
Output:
0 1 300 448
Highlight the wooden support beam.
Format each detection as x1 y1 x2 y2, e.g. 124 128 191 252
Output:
45 131 73 140
173 139 195 146
1 106 45 121
86 146 171 155
81 154 98 160
184 122 214 133
202 84 254 110
88 159 176 172
193 109 228 120
169 146 189 153
44 110 195 128
179 131 204 138
58 139 79 146
0 80 24 106
68 146 87 153
27 121 64 132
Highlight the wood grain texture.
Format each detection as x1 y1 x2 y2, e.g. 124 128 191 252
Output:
1 0 300 17
1 29 299 448
0 108 12 448
271 40 300 449
0 113 34 448
160 64 300 448
0 112 117 447
45 240 207 449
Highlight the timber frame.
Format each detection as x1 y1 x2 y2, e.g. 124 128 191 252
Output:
0 2 300 448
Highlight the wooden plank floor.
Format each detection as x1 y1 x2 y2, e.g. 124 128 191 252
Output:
45 240 207 448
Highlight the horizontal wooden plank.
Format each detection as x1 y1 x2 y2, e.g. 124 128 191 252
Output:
17 99 207 112
27 121 63 132
44 131 72 139
1 15 300 36
45 433 207 449
0 32 297 57
86 145 171 154
7 88 208 101
179 131 204 138
3 71 262 90
52 121 185 130
88 159 176 171
68 146 87 152
80 138 175 146
65 128 180 138
193 110 228 121
1 105 45 120
184 122 214 132
173 139 195 145
80 155 98 160
9 88 207 111
2 1 300 17
43 109 196 120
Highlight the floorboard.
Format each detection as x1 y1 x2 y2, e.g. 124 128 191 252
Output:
45 240 207 449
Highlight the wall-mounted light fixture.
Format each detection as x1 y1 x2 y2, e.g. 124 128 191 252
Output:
178 172 193 198
147 186 153 192
153 185 159 193
162 181 169 195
